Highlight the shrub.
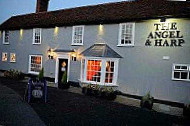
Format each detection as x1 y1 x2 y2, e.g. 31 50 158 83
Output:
59 71 70 89
4 69 25 80
38 68 44 81
140 91 154 110
183 104 190 117
61 71 67 84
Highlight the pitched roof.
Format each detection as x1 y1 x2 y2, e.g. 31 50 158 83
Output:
80 43 122 58
0 0 190 30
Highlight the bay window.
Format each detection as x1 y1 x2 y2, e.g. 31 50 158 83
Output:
81 58 119 85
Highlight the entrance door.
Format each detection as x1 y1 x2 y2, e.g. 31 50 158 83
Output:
58 59 68 83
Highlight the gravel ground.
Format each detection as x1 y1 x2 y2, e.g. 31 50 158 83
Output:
0 77 189 126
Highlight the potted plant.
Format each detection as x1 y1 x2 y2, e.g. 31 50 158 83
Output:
183 104 190 117
140 92 154 110
59 71 70 89
38 68 44 82
106 88 117 100
82 84 87 94
101 86 108 99
93 84 100 97
86 84 93 95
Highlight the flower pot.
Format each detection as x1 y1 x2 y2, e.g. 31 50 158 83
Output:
59 83 70 89
86 88 93 96
140 100 153 110
107 92 117 100
82 87 87 94
93 89 101 97
183 106 190 117
101 91 107 99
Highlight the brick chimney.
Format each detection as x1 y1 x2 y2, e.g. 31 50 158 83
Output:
36 0 50 13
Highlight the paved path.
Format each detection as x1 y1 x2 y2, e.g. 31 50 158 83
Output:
0 84 46 126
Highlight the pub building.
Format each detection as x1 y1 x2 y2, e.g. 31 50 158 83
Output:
0 0 190 104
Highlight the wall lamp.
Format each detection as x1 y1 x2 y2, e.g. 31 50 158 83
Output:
47 48 54 59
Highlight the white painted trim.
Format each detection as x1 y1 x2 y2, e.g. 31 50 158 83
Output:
118 23 135 47
2 31 9 45
32 28 42 45
2 52 8 62
10 53 16 63
71 25 84 45
55 53 70 85
28 55 43 75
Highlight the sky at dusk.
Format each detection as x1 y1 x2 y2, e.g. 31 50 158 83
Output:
0 0 127 24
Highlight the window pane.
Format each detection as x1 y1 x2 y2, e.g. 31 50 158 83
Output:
174 72 180 79
86 60 101 82
175 66 180 69
34 28 41 44
181 66 188 70
105 61 114 83
181 72 188 79
10 53 16 62
120 24 133 45
30 55 42 73
73 26 83 44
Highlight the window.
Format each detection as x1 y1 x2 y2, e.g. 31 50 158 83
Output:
10 53 16 63
105 61 115 83
72 26 84 45
2 52 8 62
33 28 41 44
118 23 135 46
172 64 190 81
81 58 119 85
86 60 102 82
3 31 9 44
29 55 42 74
71 55 77 61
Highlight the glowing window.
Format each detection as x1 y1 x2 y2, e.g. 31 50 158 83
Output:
118 23 135 46
72 26 84 45
10 53 16 62
2 52 8 62
33 28 41 44
86 60 101 82
105 61 115 83
29 55 42 74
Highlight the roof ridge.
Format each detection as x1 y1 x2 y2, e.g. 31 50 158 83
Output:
10 0 135 18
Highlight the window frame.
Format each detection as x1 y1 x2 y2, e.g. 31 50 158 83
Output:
81 57 119 86
118 23 135 47
32 28 42 45
28 55 43 74
172 64 190 81
10 53 16 63
2 52 8 62
3 30 9 45
72 25 84 46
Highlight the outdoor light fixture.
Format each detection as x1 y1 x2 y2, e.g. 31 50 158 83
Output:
47 48 54 59
160 17 166 22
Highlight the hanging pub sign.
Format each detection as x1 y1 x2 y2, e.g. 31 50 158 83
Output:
27 78 47 103
145 22 185 47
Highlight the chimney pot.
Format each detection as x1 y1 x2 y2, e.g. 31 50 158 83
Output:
36 0 50 13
